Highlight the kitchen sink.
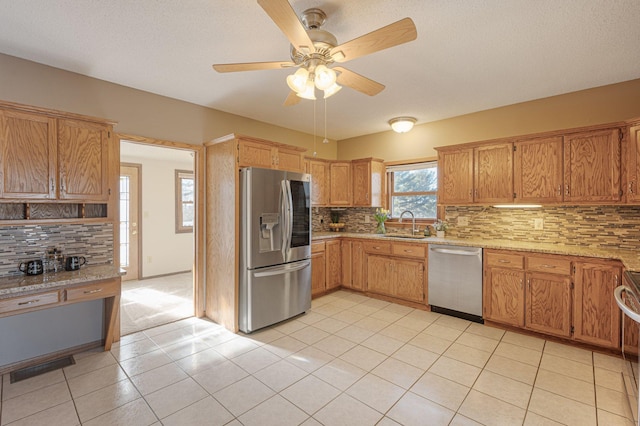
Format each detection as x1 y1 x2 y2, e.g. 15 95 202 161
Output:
383 233 427 240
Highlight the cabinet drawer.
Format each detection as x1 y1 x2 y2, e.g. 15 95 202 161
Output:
392 243 426 259
485 251 524 269
0 291 60 314
527 255 571 275
66 279 120 302
311 241 325 253
364 241 392 255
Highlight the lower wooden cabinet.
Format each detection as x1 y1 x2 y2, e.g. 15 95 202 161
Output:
484 249 623 350
573 260 621 349
325 240 342 290
341 239 365 291
366 243 426 304
311 241 326 297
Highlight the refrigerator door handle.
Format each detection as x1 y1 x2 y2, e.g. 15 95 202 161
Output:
253 260 311 278
280 180 290 258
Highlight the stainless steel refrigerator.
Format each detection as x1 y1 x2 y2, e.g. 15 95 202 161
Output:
239 167 312 333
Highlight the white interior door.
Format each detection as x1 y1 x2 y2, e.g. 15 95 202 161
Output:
120 164 141 281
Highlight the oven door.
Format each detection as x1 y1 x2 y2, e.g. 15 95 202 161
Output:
614 283 640 425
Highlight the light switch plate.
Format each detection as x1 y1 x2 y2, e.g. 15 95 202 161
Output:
457 216 469 226
534 218 544 230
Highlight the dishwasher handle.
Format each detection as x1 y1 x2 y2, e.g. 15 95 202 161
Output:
430 247 481 256
615 285 640 324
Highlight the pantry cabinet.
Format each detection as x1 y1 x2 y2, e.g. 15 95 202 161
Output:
573 259 622 349
514 136 564 203
0 111 111 201
563 128 622 203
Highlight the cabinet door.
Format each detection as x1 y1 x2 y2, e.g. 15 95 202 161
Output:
438 148 473 204
341 240 352 288
351 240 365 291
514 137 563 203
276 147 304 172
351 161 371 206
329 162 352 206
623 314 639 356
325 240 342 290
573 261 621 348
628 125 640 202
0 110 57 199
311 251 326 296
394 258 425 303
564 129 622 202
238 139 274 169
483 267 525 327
367 255 393 296
525 272 572 338
309 160 329 206
474 143 513 203
58 119 109 201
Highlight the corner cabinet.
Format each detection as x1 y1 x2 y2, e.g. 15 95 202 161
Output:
563 128 622 203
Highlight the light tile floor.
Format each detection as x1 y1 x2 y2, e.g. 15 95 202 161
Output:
1 290 637 425
120 272 193 335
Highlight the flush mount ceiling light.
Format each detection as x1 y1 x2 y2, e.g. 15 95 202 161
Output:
389 117 417 133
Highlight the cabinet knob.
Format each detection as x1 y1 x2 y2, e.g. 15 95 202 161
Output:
557 184 562 196
565 184 570 196
498 259 511 263
629 182 635 195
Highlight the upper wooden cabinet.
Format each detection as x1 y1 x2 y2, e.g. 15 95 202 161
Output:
474 143 513 203
514 137 564 203
58 119 110 201
309 160 329 206
235 136 306 172
438 148 473 204
0 106 112 202
352 158 385 207
563 128 622 203
0 109 57 199
628 124 640 203
329 162 352 206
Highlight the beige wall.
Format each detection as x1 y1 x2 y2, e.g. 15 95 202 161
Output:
338 78 640 162
0 53 337 159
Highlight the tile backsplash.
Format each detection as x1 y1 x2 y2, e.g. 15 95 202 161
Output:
0 223 113 277
312 205 640 251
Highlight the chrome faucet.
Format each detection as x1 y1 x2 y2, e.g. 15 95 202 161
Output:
399 210 418 235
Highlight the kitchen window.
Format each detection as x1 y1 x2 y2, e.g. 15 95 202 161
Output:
175 169 194 233
387 161 438 220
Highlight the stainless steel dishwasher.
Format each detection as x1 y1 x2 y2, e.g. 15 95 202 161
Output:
428 244 483 322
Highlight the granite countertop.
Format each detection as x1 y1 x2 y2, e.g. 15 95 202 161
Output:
313 232 640 272
0 264 125 299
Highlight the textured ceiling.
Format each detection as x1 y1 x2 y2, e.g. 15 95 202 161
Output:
0 0 639 140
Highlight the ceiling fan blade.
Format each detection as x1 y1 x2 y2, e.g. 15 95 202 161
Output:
330 18 417 63
334 67 385 96
283 91 301 106
213 61 296 73
258 0 315 54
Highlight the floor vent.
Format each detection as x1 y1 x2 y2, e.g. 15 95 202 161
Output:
9 356 75 383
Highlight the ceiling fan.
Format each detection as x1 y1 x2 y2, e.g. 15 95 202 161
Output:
212 0 417 105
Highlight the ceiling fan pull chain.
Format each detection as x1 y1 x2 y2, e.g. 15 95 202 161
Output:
323 98 329 144
313 98 317 157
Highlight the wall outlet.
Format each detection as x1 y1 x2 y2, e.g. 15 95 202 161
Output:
364 215 370 223
457 216 469 226
534 218 544 230
319 216 323 224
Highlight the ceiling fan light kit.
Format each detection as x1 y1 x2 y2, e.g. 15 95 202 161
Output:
389 116 417 133
212 0 417 105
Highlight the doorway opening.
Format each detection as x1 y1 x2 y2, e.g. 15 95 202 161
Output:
118 137 202 335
